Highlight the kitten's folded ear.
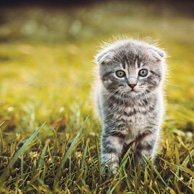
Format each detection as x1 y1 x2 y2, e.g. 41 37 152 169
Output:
149 46 165 61
95 50 114 65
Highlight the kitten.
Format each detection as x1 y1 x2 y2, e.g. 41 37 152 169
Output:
94 39 166 174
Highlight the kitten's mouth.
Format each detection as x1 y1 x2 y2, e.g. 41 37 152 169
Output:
131 89 136 92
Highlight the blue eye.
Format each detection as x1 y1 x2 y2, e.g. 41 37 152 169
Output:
139 69 148 77
116 70 126 78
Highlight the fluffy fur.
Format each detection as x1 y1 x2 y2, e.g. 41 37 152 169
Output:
94 39 166 173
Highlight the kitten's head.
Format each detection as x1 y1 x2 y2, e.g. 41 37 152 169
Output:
95 39 166 99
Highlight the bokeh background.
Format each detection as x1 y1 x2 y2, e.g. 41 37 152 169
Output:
0 0 194 193
0 0 194 130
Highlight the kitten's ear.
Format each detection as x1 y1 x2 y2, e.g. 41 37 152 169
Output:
95 50 114 65
149 47 165 61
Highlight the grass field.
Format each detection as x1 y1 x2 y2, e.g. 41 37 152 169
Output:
0 1 194 193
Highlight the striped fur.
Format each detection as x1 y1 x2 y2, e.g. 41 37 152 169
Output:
94 39 166 173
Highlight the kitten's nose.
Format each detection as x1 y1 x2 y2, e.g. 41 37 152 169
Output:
128 84 137 88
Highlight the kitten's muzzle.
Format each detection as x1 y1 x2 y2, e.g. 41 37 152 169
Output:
128 78 137 89
128 84 137 89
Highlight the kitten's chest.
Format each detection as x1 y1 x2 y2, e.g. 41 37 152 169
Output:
110 102 154 124
114 105 155 142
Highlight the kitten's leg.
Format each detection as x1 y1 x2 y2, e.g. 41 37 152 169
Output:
101 133 124 174
135 131 159 166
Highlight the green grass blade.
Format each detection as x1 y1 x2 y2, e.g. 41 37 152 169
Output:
123 168 132 190
53 117 88 188
0 121 5 161
69 154 72 180
21 154 24 180
180 165 194 177
81 140 88 169
161 158 194 177
107 177 124 194
0 121 5 127
37 178 53 194
10 122 46 168
182 148 194 166
38 139 49 170
95 134 101 176
152 162 168 187
0 122 46 189
0 128 3 160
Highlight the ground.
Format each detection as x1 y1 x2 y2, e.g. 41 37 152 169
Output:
0 1 193 193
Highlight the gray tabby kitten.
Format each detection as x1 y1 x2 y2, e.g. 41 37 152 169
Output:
94 39 166 173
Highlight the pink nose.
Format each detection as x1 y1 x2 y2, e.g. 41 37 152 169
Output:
129 84 136 88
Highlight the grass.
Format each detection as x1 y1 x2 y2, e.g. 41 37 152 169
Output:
0 1 194 193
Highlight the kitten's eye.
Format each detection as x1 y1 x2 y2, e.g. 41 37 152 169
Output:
116 70 126 78
139 69 148 77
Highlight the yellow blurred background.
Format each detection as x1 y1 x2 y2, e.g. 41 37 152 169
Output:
0 0 193 135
